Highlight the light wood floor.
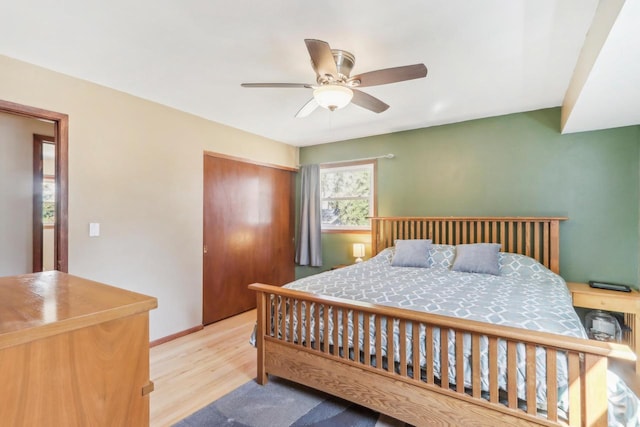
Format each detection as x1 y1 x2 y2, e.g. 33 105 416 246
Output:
150 309 257 427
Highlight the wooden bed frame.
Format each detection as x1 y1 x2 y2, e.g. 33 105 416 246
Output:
249 217 635 426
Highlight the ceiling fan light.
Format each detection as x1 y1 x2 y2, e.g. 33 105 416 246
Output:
313 85 353 111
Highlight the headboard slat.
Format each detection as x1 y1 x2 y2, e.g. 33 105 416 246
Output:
370 216 567 274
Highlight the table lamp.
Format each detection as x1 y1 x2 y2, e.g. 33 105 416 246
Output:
353 243 365 263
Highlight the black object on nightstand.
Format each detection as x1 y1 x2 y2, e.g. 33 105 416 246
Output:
588 280 631 292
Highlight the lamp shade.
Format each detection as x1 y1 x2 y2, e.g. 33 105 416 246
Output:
313 85 353 111
353 243 366 260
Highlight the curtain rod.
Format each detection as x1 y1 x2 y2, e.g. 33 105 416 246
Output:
298 153 395 167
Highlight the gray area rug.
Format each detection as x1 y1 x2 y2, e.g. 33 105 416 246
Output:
173 376 411 427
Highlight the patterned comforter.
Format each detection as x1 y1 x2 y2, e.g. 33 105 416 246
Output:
269 246 640 426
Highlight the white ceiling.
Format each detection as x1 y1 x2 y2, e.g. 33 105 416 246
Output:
1 1 638 147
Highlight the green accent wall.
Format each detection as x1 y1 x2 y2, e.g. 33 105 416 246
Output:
296 108 640 288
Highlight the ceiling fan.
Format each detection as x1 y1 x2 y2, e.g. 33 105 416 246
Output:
241 39 428 118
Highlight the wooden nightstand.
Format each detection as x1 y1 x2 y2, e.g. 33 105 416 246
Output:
567 282 640 373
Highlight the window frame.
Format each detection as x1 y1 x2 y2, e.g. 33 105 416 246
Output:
319 159 377 234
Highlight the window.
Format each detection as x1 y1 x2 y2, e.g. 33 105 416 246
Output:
320 161 375 231
42 176 56 226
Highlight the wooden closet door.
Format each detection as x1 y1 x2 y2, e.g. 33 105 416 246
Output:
203 154 295 325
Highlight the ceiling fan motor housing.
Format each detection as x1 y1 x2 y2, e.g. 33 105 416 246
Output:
317 49 355 84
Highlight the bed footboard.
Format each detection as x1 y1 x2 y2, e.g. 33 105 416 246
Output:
250 283 635 427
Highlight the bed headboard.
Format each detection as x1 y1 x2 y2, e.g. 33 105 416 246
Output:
370 216 568 274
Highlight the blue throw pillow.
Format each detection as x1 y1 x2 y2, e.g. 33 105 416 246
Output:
391 240 432 268
452 243 501 275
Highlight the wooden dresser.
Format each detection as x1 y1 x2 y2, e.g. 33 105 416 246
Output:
0 271 157 426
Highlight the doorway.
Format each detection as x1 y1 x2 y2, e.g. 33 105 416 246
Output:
32 135 57 272
0 99 69 273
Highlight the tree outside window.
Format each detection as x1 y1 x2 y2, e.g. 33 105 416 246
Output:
43 177 55 225
320 161 375 231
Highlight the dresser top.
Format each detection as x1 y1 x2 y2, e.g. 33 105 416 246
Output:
0 271 157 349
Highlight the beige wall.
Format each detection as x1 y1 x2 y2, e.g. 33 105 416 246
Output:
0 113 54 276
42 227 55 271
0 55 298 340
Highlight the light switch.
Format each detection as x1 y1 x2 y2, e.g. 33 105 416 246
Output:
89 223 100 237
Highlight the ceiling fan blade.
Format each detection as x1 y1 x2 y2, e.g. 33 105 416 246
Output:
241 83 313 89
349 64 427 87
304 39 338 79
351 89 389 113
295 98 319 118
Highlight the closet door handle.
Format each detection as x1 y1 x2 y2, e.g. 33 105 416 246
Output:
203 245 208 254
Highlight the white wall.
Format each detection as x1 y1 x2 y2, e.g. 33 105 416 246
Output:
0 113 54 276
0 54 298 340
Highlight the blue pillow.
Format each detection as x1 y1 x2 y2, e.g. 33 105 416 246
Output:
452 243 501 275
391 240 432 268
